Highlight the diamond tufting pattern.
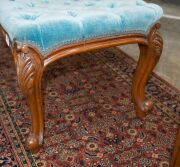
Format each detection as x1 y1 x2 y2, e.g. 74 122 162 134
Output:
0 0 163 55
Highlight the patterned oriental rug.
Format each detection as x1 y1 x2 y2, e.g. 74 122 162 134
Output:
0 35 180 167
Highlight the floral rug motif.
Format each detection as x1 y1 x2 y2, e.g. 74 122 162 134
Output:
0 35 180 167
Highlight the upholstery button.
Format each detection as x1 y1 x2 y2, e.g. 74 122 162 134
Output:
42 0 49 3
84 2 94 6
109 3 115 8
67 11 77 17
21 14 39 21
26 2 35 7
64 2 70 5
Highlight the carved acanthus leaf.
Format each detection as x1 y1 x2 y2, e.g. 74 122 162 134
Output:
16 52 35 95
152 31 163 58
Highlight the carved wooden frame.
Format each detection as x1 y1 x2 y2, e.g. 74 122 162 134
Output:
0 23 163 153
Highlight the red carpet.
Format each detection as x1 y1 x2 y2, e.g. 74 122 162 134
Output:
0 35 179 167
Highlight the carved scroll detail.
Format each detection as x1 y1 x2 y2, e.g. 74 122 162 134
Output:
16 52 36 95
149 24 163 61
153 32 163 58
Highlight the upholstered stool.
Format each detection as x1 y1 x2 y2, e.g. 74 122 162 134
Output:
0 0 163 153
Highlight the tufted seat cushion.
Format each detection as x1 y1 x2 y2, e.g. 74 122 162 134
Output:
0 0 163 55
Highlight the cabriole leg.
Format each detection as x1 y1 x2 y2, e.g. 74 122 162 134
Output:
132 24 163 118
14 45 44 153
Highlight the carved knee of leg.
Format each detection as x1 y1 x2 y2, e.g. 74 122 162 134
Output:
14 45 44 152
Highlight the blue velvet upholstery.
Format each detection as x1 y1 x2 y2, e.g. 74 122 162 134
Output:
0 0 163 55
